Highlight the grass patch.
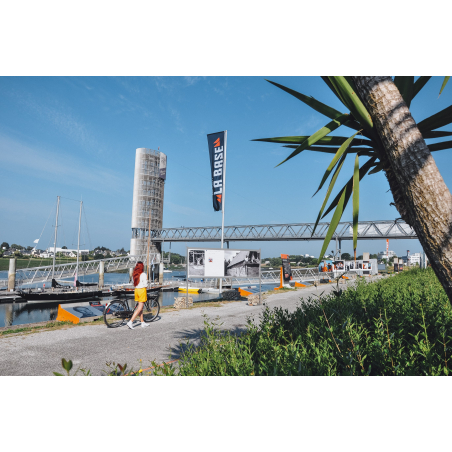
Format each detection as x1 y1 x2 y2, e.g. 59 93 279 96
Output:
0 317 108 337
0 258 77 272
1 321 74 337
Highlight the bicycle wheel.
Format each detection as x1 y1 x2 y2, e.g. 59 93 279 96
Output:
142 297 160 323
104 300 129 328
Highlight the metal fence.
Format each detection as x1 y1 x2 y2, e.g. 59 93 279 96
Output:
166 267 326 288
0 254 160 287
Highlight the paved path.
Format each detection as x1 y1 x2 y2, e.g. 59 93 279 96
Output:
0 278 383 375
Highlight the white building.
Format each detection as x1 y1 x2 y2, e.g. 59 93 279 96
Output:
402 253 421 265
378 250 396 260
47 247 89 255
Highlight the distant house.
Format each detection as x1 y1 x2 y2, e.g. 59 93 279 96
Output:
401 253 421 265
47 247 89 255
226 251 260 277
94 250 110 257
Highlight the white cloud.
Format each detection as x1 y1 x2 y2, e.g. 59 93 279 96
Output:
153 77 175 93
6 87 103 153
184 76 201 86
165 201 206 218
0 133 127 194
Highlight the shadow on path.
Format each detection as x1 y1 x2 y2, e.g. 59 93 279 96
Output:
163 324 249 361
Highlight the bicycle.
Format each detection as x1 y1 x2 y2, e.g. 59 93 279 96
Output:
104 294 160 328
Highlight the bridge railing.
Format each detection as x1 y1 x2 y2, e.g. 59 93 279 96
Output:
1 254 160 287
166 267 324 288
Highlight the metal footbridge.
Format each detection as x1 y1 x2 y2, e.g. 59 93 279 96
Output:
151 219 417 243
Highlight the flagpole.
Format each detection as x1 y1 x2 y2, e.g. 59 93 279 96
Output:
76 198 82 289
219 130 227 296
51 196 60 283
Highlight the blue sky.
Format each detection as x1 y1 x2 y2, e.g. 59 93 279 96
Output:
1 76 451 258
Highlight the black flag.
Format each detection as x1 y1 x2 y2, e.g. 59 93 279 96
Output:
207 131 226 211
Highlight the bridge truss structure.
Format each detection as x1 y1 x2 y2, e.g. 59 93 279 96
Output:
1 254 160 288
151 220 417 243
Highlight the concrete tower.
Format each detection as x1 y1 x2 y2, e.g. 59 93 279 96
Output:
130 148 166 256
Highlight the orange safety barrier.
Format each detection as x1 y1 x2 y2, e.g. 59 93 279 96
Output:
56 304 80 324
274 266 284 290
294 282 306 287
238 288 253 296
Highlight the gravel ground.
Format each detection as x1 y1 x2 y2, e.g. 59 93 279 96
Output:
0 277 385 375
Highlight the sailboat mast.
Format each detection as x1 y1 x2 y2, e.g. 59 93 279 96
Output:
76 199 82 285
147 206 151 281
51 196 60 280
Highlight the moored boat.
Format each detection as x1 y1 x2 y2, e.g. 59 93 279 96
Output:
178 287 202 294
18 197 101 303
18 280 101 302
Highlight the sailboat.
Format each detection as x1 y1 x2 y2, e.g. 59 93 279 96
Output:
19 196 102 302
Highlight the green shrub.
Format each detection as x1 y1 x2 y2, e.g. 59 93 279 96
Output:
159 268 452 376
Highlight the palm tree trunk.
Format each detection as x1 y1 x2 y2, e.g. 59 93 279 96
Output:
352 76 452 302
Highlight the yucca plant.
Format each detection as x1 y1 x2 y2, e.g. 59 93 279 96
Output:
254 76 452 303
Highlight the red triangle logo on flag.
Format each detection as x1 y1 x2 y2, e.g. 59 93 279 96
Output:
216 194 222 203
214 138 220 147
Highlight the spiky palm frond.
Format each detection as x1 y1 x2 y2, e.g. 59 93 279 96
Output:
254 76 451 262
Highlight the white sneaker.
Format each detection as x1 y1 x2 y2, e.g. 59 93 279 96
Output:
141 322 150 328
127 321 134 329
